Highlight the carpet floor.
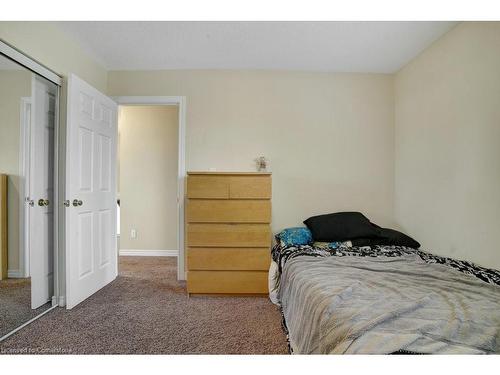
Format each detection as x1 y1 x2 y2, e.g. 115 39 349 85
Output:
0 277 51 339
0 256 288 354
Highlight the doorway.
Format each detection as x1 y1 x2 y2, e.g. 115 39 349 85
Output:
117 104 181 276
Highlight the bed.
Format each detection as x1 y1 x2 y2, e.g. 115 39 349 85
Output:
269 241 500 354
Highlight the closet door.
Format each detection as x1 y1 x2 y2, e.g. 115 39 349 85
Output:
30 76 56 309
65 74 118 309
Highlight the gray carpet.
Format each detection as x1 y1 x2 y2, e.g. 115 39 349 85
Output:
0 277 51 339
0 256 288 354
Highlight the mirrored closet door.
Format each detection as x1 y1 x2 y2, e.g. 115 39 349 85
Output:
0 52 58 339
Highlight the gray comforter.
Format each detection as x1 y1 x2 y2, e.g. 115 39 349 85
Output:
278 252 500 354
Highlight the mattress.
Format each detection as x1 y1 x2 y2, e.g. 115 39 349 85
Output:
270 243 500 354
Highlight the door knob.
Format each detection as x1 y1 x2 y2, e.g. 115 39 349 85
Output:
72 199 83 207
38 199 49 206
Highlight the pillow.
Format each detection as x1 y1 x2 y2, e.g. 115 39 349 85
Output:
350 238 377 247
303 212 380 242
276 227 313 247
378 228 420 248
351 228 420 249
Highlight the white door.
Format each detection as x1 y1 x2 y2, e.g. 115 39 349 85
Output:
30 76 56 309
66 74 118 309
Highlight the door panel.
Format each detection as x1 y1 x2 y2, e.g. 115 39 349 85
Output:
77 212 93 278
30 76 56 309
98 135 111 191
98 209 111 267
78 127 93 191
66 74 117 309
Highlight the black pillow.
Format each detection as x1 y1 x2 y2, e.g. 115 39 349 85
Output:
351 228 420 249
350 237 377 247
378 228 420 248
303 212 380 242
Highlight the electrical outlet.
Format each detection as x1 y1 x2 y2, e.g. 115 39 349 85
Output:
130 229 137 239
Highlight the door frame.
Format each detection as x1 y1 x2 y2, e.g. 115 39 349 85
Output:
113 96 187 281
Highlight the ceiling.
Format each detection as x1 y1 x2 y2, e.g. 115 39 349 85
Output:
57 21 457 73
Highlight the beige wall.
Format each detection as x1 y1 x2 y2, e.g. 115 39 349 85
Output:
395 22 500 270
0 22 107 92
119 105 179 251
0 70 32 271
109 71 395 232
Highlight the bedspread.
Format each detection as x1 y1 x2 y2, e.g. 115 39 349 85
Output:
272 244 500 354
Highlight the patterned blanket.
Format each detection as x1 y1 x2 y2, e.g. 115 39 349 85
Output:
271 243 500 354
272 243 500 287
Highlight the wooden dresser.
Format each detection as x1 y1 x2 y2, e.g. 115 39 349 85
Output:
186 172 272 295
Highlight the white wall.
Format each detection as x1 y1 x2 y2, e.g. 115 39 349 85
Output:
119 105 179 251
395 22 500 270
108 70 395 232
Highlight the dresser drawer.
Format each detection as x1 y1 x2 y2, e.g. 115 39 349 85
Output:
188 247 270 270
229 175 271 199
186 199 271 223
187 175 229 199
187 174 271 199
187 223 271 247
187 271 268 294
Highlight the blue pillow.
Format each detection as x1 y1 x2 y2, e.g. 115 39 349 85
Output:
276 227 313 247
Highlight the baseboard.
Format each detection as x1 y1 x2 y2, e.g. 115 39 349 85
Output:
7 269 23 278
119 249 178 257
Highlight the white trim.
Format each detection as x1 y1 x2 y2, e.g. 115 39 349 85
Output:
7 269 23 278
52 79 61 308
177 97 186 280
113 96 182 106
114 96 187 281
19 94 32 278
119 249 178 257
0 40 62 86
